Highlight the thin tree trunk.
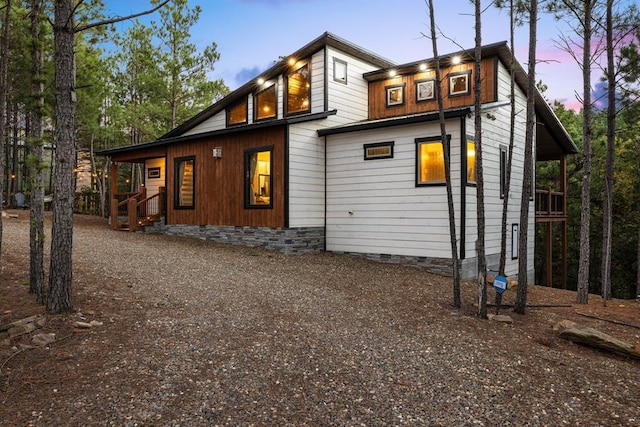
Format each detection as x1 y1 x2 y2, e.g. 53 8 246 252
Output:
601 0 614 305
474 0 487 319
637 225 640 299
28 0 45 304
514 0 538 315
576 1 594 305
427 0 461 308
48 0 76 313
499 0 517 277
0 0 11 263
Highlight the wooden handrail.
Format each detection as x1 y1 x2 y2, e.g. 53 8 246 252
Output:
535 188 565 216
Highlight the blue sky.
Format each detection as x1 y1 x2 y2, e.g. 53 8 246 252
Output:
103 0 619 111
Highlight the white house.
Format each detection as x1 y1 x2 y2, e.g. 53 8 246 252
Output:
98 32 576 283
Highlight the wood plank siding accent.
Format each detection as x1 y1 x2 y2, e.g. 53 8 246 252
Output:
165 126 286 227
368 58 497 120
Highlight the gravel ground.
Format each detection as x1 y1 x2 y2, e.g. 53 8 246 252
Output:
0 212 639 426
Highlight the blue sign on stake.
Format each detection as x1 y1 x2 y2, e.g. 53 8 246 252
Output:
493 275 508 295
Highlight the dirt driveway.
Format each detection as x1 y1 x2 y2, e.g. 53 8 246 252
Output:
1 211 639 426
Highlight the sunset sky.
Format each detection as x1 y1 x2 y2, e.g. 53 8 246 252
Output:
105 0 631 111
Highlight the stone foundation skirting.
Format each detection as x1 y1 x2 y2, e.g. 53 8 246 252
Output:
145 222 325 255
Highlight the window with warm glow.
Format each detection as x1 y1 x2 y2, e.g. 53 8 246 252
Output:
244 146 273 208
174 156 195 209
416 137 448 185
227 99 247 126
286 63 310 115
467 141 476 183
255 84 276 120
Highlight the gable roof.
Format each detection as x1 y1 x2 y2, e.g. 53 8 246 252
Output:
160 32 395 140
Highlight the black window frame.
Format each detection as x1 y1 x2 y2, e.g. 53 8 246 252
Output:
415 135 450 187
364 141 394 160
174 155 196 210
285 61 311 116
244 145 274 209
500 145 508 199
385 83 405 107
448 70 471 97
254 83 277 121
226 98 248 127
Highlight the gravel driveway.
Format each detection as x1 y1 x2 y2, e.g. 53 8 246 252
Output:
1 213 638 426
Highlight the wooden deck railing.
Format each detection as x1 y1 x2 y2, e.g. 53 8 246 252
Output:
535 188 565 217
111 188 165 231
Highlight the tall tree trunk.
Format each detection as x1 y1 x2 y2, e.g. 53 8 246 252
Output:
499 0 517 278
514 0 538 315
637 225 640 299
576 0 594 305
474 0 488 319
427 0 461 308
48 0 76 313
0 0 11 263
28 0 45 304
601 0 615 305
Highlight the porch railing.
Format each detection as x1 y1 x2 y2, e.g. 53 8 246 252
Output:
535 188 565 217
111 187 165 231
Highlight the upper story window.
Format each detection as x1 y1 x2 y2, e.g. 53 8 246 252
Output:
286 62 310 115
416 136 449 186
255 84 277 121
333 58 347 84
386 83 405 107
448 70 471 97
227 99 247 126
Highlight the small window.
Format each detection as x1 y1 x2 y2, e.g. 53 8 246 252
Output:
416 79 435 102
448 70 471 96
364 142 394 160
286 63 310 115
255 84 276 121
333 58 347 84
416 137 448 186
174 156 195 209
386 84 405 107
227 99 247 126
245 146 273 208
466 140 476 184
500 146 508 198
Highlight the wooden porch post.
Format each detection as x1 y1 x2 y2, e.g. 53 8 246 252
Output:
561 155 568 289
110 161 118 230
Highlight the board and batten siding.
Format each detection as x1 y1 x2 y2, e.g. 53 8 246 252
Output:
463 59 534 280
325 121 463 258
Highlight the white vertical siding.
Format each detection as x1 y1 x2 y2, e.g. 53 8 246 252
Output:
325 120 463 257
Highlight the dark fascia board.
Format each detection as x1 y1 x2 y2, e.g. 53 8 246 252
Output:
160 32 395 140
96 110 337 157
364 41 577 155
318 108 471 137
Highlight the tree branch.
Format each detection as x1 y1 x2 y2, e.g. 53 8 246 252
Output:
75 0 170 33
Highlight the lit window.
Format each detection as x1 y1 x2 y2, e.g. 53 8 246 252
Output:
174 156 195 209
386 84 405 107
287 63 310 115
416 137 447 185
255 84 276 120
467 141 476 183
227 99 247 126
245 146 272 208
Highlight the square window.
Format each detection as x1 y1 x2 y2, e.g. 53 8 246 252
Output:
386 84 405 107
416 79 435 102
245 146 273 208
174 156 195 209
227 99 247 126
255 84 276 120
416 137 448 185
333 58 347 84
449 71 471 96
